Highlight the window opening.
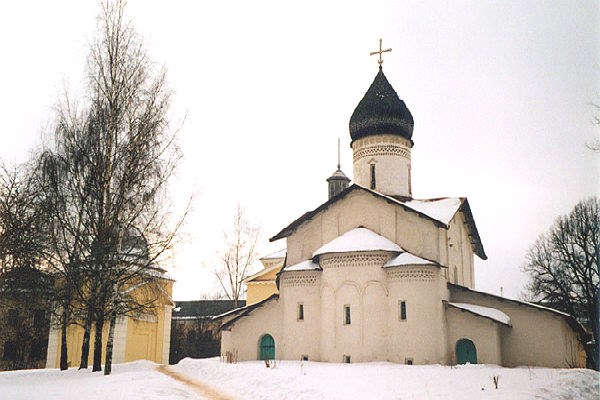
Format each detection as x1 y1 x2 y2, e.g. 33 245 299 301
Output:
344 305 351 325
399 301 407 321
370 164 376 190
343 355 351 363
297 303 304 321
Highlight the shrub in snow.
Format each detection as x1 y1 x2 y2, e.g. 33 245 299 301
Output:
492 375 500 389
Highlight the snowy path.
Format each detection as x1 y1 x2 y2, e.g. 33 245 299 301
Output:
156 364 236 400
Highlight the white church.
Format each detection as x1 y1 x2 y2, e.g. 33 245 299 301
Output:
217 52 586 368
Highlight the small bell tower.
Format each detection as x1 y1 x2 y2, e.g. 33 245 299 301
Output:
326 138 350 199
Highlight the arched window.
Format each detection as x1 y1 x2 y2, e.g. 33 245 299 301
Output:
259 334 275 360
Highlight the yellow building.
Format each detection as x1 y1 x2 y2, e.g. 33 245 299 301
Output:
45 274 174 368
244 249 286 305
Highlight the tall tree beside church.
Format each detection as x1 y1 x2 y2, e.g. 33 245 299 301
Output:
215 205 260 307
0 161 53 370
523 197 599 370
0 161 48 273
43 0 185 375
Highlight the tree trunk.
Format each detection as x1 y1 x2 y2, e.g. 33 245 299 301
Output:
79 306 93 369
59 306 69 371
104 311 117 375
92 315 104 372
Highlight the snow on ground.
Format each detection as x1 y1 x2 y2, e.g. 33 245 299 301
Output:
172 358 599 400
1 358 598 400
0 361 203 400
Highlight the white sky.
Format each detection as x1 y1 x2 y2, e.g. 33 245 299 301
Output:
0 1 598 300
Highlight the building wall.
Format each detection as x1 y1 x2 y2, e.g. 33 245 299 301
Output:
227 251 454 365
386 265 448 365
316 252 392 363
286 191 451 270
221 298 283 362
352 134 412 197
246 282 278 306
449 287 585 368
445 307 502 365
279 271 321 361
46 280 173 368
446 212 475 288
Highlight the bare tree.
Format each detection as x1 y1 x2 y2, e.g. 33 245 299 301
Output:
0 161 48 274
588 102 600 151
42 0 186 375
523 197 599 370
214 205 260 307
0 161 53 370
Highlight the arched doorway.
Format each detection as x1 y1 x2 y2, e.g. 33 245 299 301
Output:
455 338 477 364
259 334 275 360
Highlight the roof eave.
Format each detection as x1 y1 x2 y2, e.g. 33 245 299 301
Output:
458 199 487 260
443 300 512 327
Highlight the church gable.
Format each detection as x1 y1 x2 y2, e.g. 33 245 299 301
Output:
283 187 443 266
273 185 484 268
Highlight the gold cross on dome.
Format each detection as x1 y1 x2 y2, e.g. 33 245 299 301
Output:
370 38 392 65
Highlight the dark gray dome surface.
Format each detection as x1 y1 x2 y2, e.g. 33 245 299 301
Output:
349 67 414 143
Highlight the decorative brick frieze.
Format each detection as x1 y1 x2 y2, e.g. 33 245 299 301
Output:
353 144 410 162
320 252 390 269
386 267 436 282
281 272 319 287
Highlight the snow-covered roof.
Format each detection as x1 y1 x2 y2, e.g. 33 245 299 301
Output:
243 263 282 283
399 198 462 225
384 252 440 268
448 302 511 326
284 260 321 271
269 185 487 260
260 248 286 260
312 228 403 257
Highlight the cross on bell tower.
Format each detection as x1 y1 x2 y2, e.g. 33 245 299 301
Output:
370 38 392 66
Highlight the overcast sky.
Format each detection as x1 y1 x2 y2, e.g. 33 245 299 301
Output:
1 1 598 300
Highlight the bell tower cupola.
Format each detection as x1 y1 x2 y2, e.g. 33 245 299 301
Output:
326 138 350 199
349 40 414 198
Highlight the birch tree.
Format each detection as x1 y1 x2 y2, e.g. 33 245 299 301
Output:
44 0 185 374
215 205 260 307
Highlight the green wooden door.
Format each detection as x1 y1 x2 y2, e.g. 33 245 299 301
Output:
259 334 275 360
456 339 477 364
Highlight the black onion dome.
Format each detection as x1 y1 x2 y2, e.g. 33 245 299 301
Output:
349 67 414 143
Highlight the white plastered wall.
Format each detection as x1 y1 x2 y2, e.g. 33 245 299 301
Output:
279 271 321 361
161 306 172 364
386 266 449 364
286 190 445 268
221 298 283 361
445 307 502 365
449 288 584 368
351 134 412 197
446 212 475 288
